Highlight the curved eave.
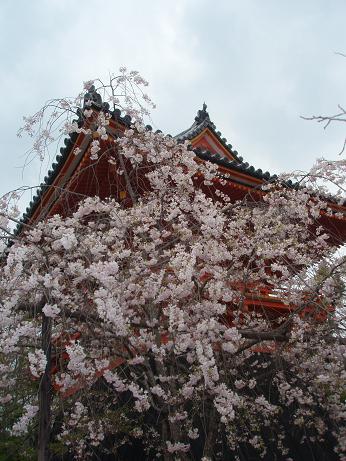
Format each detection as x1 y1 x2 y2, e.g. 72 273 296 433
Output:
190 127 238 162
194 147 346 238
176 116 242 163
194 147 277 185
176 105 281 185
14 109 134 235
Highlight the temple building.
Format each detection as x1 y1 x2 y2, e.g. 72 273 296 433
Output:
20 99 282 224
17 88 346 318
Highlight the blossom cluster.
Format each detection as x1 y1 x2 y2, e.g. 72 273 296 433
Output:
1 118 346 459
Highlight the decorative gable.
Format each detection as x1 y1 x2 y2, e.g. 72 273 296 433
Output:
175 103 240 161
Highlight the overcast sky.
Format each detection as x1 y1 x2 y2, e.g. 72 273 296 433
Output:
1 0 346 207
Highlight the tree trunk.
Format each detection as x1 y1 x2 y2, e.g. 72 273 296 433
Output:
38 314 52 461
161 420 171 461
203 406 216 459
117 147 138 204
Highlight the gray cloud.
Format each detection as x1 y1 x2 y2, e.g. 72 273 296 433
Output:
1 0 346 204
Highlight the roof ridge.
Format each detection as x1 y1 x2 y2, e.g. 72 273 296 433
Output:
14 99 297 236
176 104 243 163
193 146 275 182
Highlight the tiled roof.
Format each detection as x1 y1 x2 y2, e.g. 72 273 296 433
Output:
194 147 278 183
16 87 135 233
15 92 288 234
176 104 282 185
175 103 242 163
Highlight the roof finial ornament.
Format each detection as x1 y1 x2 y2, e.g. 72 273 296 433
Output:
83 85 102 108
195 102 210 124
